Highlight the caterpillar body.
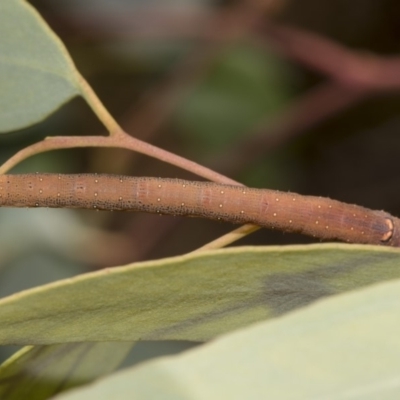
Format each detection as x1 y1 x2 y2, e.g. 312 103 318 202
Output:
0 173 398 246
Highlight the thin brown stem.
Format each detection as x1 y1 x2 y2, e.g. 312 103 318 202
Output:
0 133 240 186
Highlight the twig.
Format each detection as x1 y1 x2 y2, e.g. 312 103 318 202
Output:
262 22 400 90
0 134 239 186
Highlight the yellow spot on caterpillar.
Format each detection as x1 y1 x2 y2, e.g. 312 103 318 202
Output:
362 231 365 235
94 192 98 197
181 203 185 206
119 197 122 201
273 213 277 217
292 198 296 201
95 179 99 183
120 178 123 183
93 205 97 209
221 190 224 194
315 221 319 224
329 205 332 209
157 198 161 202
289 220 292 223
39 189 43 194
276 198 279 202
58 175 61 180
318 205 321 209
351 227 354 231
57 193 60 197
35 203 39 207
39 177 43 182
353 214 356 217
241 210 244 214
326 226 329 229
158 184 162 188
219 204 223 208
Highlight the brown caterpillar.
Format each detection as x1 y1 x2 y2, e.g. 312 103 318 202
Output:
0 173 399 246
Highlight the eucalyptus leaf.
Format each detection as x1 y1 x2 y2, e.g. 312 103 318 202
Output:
0 244 400 344
0 0 81 132
53 278 400 400
0 342 134 400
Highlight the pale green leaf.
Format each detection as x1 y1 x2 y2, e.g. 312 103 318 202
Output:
54 278 400 400
0 244 400 344
0 0 81 132
0 342 134 400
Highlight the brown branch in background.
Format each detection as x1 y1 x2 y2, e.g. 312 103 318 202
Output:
261 22 400 90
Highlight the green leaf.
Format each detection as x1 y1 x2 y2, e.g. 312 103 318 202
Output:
0 244 400 344
0 0 81 132
52 278 400 400
0 342 134 400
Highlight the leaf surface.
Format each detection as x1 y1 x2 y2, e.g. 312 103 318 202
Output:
0 0 80 132
0 244 400 344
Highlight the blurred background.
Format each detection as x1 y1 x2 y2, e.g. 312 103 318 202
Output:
2 0 400 363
